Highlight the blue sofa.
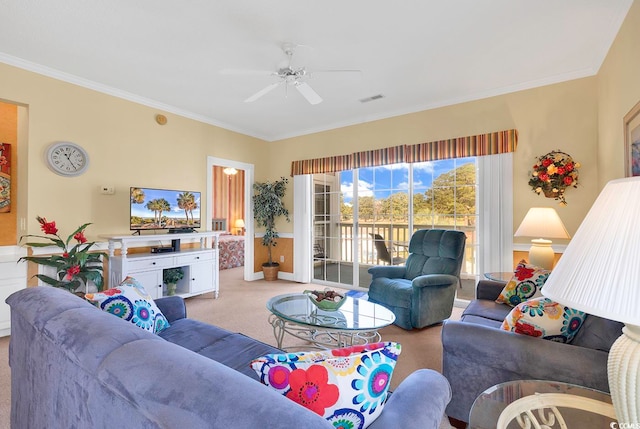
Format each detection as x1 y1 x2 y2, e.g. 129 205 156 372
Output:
442 280 624 423
8 286 452 428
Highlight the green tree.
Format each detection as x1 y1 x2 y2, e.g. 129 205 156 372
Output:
177 191 197 224
424 163 476 223
358 196 375 221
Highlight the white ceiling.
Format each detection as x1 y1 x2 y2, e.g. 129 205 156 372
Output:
0 1 633 141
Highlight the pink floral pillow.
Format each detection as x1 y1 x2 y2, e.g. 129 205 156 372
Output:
250 342 400 428
501 297 586 343
495 260 551 306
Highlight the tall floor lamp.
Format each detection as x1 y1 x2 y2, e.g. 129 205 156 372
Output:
542 177 640 424
514 207 570 270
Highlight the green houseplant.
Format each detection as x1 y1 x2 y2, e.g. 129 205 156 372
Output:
19 216 108 295
163 267 184 296
253 176 290 281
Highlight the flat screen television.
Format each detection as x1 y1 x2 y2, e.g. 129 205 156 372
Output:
130 187 201 232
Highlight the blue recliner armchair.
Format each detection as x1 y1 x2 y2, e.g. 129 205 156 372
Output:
368 229 466 330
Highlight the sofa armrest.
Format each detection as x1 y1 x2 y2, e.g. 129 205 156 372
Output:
154 295 187 323
442 320 610 390
476 280 507 300
368 265 406 279
412 274 459 289
369 369 451 429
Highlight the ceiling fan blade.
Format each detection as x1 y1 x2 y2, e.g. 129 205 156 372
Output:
312 69 362 74
295 82 323 105
220 68 276 76
244 82 282 103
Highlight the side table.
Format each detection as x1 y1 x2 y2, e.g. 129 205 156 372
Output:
469 380 616 429
483 271 513 282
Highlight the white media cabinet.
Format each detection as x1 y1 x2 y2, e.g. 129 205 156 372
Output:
101 231 222 299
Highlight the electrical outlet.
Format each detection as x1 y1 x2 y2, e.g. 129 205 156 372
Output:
280 255 285 263
100 185 115 195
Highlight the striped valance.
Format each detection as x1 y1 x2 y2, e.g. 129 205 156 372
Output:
290 129 517 175
406 129 518 163
353 145 406 169
290 153 353 176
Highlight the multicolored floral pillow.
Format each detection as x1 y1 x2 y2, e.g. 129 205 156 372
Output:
501 297 586 343
495 260 551 306
250 342 401 428
85 276 170 334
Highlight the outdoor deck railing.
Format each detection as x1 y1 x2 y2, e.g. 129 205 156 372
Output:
317 222 477 276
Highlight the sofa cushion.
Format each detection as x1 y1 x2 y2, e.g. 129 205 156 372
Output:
495 261 550 306
85 276 170 334
462 299 512 323
251 342 401 428
159 318 281 380
501 297 586 343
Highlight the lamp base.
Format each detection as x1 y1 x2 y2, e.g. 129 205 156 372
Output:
608 324 640 425
528 239 555 270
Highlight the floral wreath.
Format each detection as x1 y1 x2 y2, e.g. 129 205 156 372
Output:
528 150 580 205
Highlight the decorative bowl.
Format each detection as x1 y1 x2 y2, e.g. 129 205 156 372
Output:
304 289 346 311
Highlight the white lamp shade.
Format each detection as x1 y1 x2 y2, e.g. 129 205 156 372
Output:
234 219 245 228
542 177 640 326
514 207 571 239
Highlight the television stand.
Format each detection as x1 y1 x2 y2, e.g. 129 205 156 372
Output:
100 231 223 299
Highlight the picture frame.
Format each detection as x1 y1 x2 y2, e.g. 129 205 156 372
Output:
624 100 640 177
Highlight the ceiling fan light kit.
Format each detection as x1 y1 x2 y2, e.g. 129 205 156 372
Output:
226 42 361 105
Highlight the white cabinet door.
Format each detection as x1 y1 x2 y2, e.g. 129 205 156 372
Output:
189 262 214 294
130 270 163 299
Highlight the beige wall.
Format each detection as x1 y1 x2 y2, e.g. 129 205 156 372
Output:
0 62 268 241
597 0 640 187
270 77 601 244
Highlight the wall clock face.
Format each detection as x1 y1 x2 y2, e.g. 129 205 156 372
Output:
45 142 90 177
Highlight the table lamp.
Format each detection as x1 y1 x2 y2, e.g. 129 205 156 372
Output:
514 207 570 269
234 218 245 235
542 177 640 425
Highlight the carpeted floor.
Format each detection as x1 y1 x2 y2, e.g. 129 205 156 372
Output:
0 267 461 428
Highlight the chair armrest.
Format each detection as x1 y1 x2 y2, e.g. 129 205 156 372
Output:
368 265 406 279
476 280 507 300
154 295 187 323
412 274 459 289
368 369 451 429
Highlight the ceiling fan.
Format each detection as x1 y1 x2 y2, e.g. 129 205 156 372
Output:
220 43 361 105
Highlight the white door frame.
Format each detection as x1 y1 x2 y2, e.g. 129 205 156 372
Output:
206 156 255 282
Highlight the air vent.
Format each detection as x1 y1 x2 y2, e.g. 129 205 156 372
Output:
359 94 384 103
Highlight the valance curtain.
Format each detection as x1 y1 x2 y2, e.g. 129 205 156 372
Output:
290 129 518 175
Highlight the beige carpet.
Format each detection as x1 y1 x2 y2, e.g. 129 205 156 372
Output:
0 267 461 428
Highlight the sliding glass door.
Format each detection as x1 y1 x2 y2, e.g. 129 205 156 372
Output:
312 157 479 300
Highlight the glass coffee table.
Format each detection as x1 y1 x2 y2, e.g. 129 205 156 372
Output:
266 293 395 349
469 380 616 429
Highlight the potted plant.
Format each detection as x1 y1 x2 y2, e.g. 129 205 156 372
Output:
253 176 290 281
163 267 184 296
19 216 108 296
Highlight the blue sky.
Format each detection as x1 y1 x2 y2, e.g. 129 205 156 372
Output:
340 158 474 203
130 187 201 219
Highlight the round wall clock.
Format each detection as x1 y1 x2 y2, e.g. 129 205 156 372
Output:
45 141 90 177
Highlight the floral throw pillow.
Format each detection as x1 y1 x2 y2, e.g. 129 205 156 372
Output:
85 276 170 334
501 297 586 343
250 342 401 429
495 260 551 306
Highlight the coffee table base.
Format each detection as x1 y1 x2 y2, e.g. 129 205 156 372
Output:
268 313 382 350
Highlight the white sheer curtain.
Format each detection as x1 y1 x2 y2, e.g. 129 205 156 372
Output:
293 174 312 283
477 152 513 274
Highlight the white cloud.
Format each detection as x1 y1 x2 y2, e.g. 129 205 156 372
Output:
412 162 435 174
342 179 374 199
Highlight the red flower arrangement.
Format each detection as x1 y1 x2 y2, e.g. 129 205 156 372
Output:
528 150 580 205
19 216 108 294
